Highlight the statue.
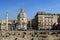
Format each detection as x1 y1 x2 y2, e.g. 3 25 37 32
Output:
51 17 60 30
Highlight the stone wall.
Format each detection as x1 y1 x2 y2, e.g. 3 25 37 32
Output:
0 31 60 40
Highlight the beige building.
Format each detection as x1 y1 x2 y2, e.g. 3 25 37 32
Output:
34 11 60 30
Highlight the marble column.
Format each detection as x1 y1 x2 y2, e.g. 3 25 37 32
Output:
6 12 8 31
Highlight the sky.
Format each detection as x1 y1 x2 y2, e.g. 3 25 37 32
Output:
0 0 60 20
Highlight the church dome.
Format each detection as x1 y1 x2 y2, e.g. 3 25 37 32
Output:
17 8 27 18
